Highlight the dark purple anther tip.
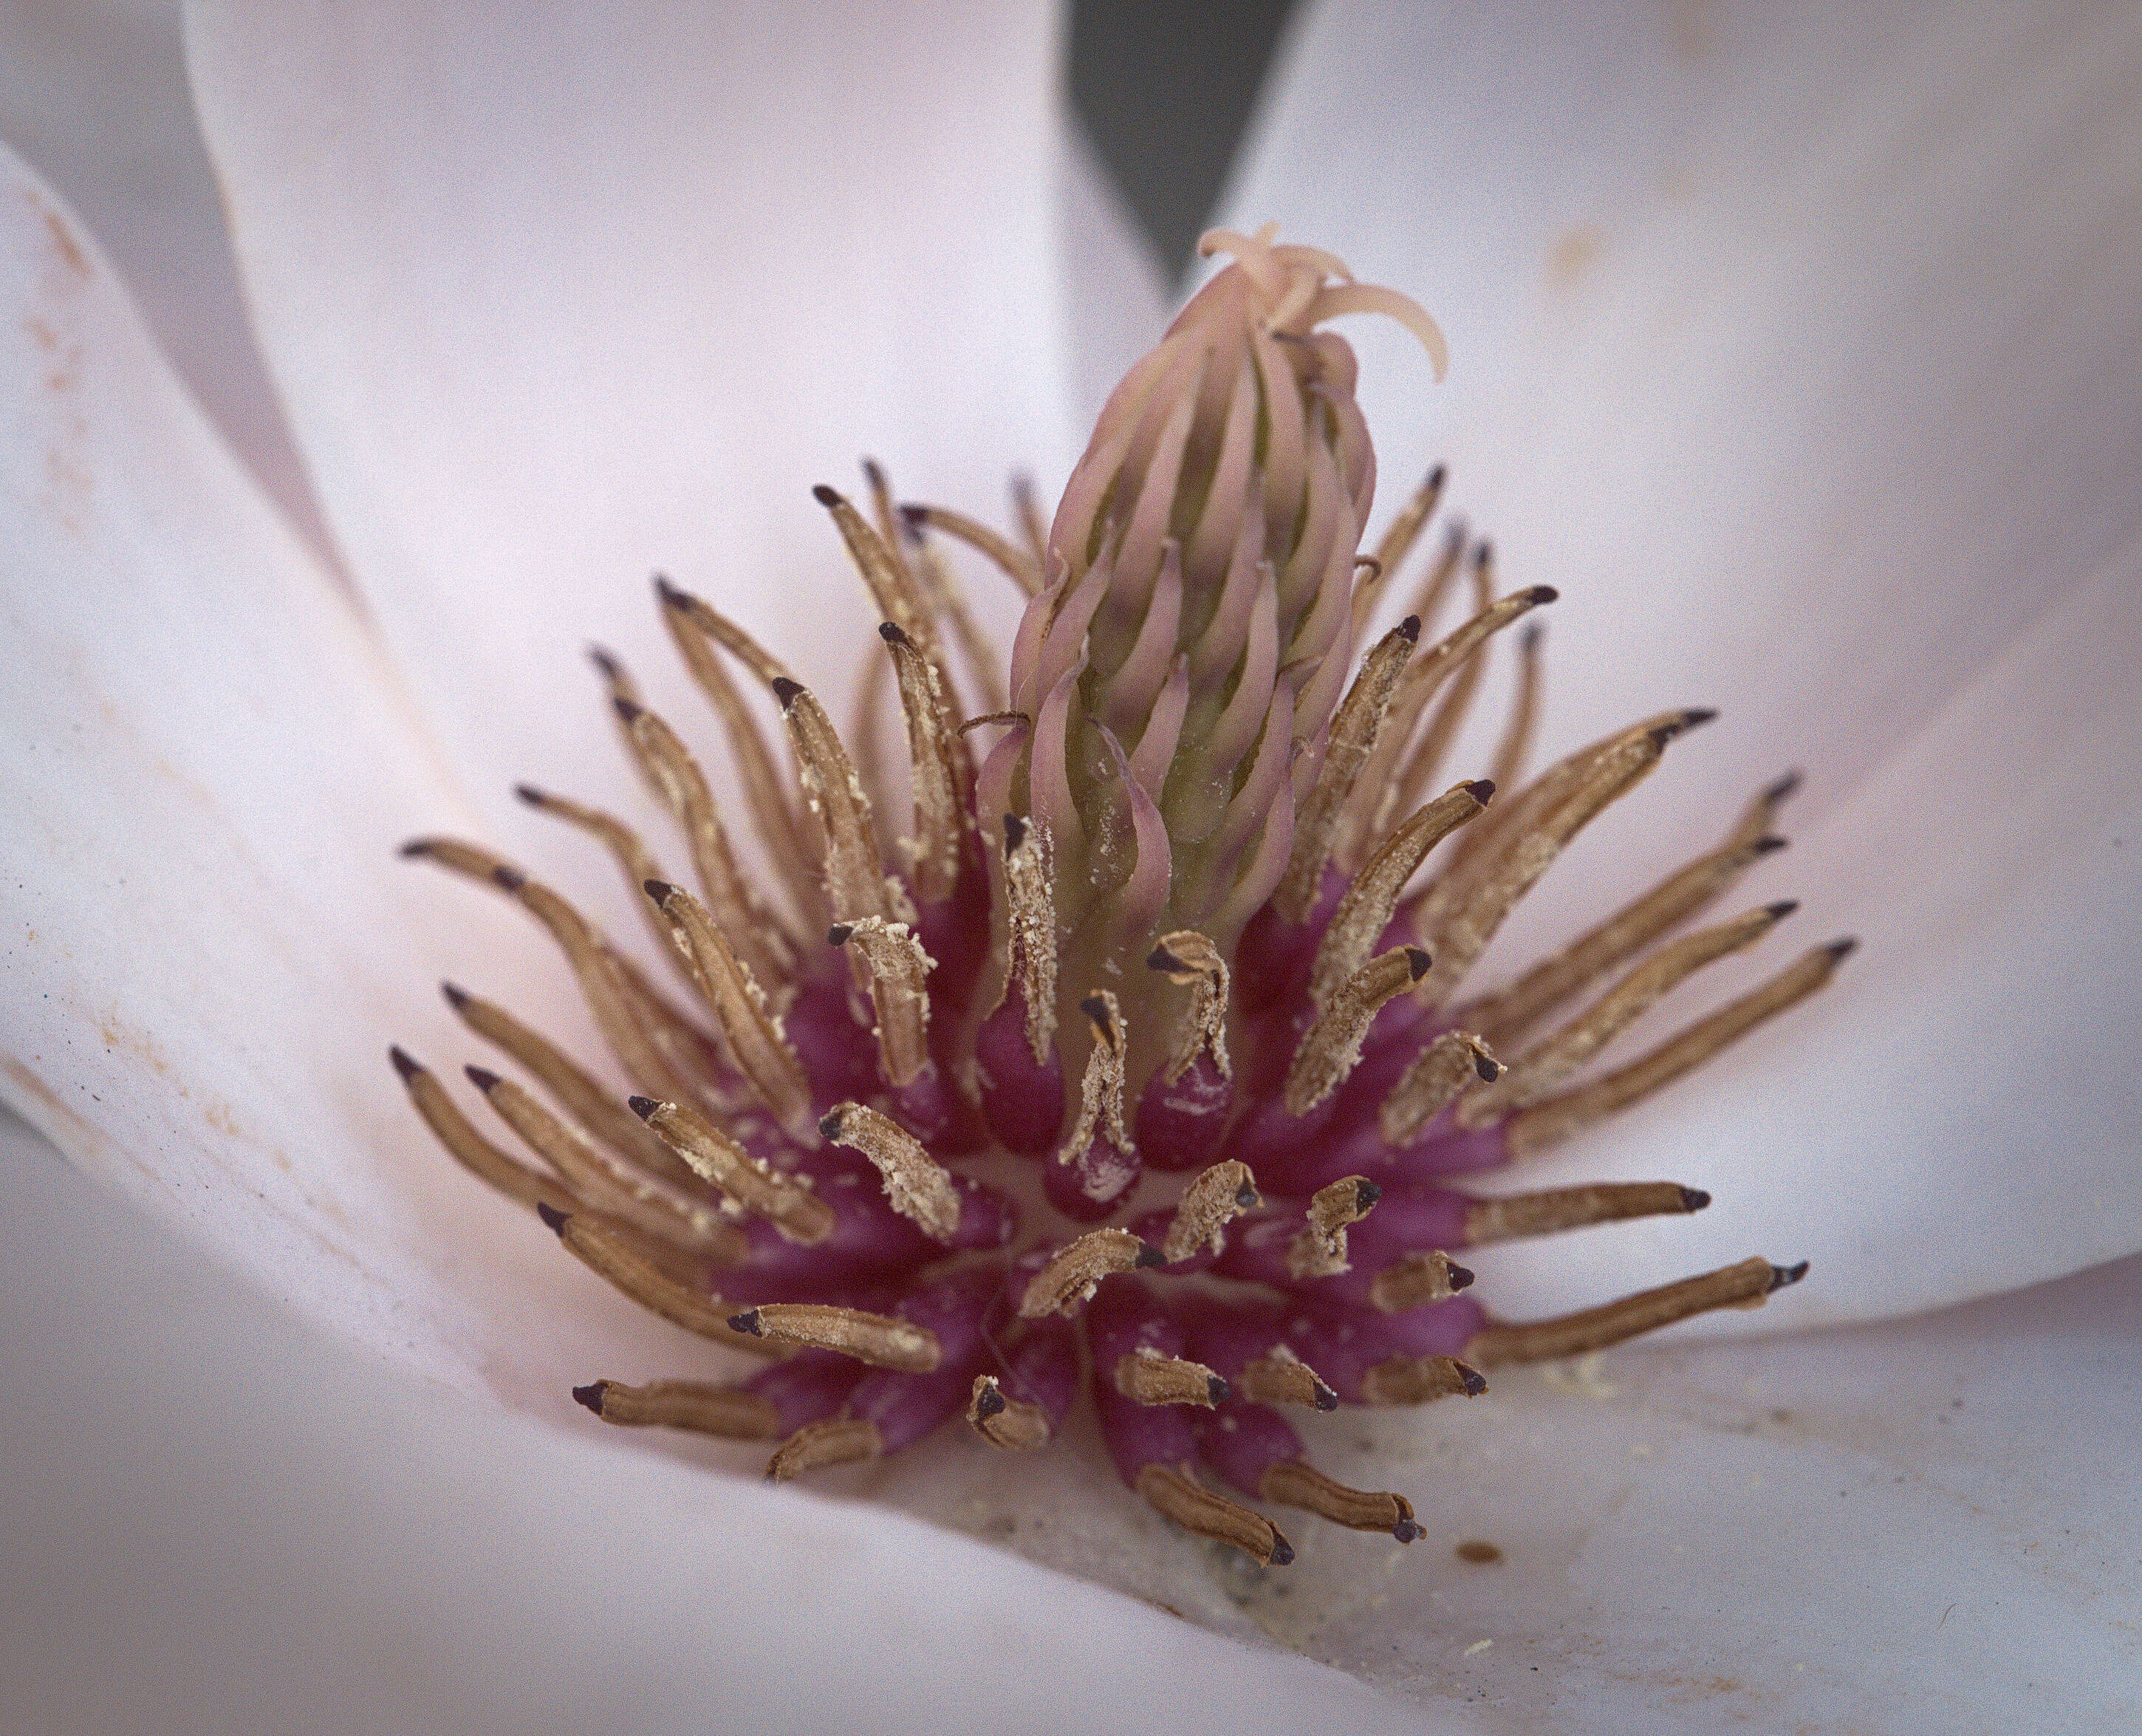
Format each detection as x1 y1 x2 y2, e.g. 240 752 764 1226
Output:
1405 948 1431 981
464 1065 500 1093
973 1381 1007 1419
1313 1382 1339 1413
513 782 544 805
1526 584 1557 604
1134 1243 1166 1270
536 1203 570 1237
1207 1375 1231 1405
1397 614 1420 642
612 695 643 723
1267 1534 1296 1567
728 1310 764 1336
878 621 909 646
389 1045 422 1082
1354 1180 1382 1212
1474 542 1493 570
1681 1188 1712 1212
771 677 804 709
1459 1364 1488 1397
440 981 469 1010
1684 707 1720 728
1825 937 1860 960
397 838 432 859
643 879 674 903
1772 1260 1811 1291
1766 900 1800 920
1002 813 1026 850
1145 944 1182 972
492 865 527 891
626 1095 660 1121
1448 1262 1476 1292
1234 1183 1260 1209
811 483 842 507
1753 835 1790 856
1473 1050 1501 1082
817 1110 844 1140
1392 1520 1423 1544
827 923 854 946
571 1382 606 1414
1766 769 1804 803
1464 779 1496 803
587 645 623 678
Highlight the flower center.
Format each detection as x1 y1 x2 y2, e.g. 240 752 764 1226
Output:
389 230 1844 1568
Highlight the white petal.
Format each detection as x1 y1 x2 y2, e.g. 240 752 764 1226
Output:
0 1113 1451 1736
0 142 709 1398
0 0 338 564
183 1 1089 817
1225 1 2142 1313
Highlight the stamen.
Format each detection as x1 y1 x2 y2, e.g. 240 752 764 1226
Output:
1284 946 1431 1115
1351 462 1445 636
533 1203 775 1353
1467 1256 1810 1364
877 621 968 903
827 915 937 1090
818 1101 961 1243
1058 989 1133 1166
812 484 945 674
1115 1347 1230 1408
510 780 681 960
1310 780 1493 1009
628 1094 835 1245
1380 1029 1503 1146
1460 901 1798 1125
1483 621 1544 799
1504 940 1857 1158
612 697 799 984
465 1066 738 1254
388 1046 575 1219
1367 1248 1474 1313
1135 1463 1294 1567
1237 1347 1341 1412
770 677 897 931
654 578 824 917
1462 1181 1711 1245
1019 1227 1160 1318
725 1302 942 1373
642 880 816 1139
1412 711 1694 1007
571 1378 783 1439
966 1375 1052 1450
1002 814 1059 1062
1159 1160 1261 1264
1286 1175 1382 1281
901 501 1043 599
765 1415 883 1483
1010 472 1050 567
1359 1354 1489 1406
1394 519 1468 643
440 983 697 1188
1460 770 1800 1045
1381 545 1497 827
1146 929 1231 1081
1273 615 1420 920
1259 1458 1420 1541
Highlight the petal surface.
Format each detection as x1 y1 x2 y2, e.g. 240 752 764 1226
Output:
184 1 1089 821
0 143 716 1400
1222 0 2142 1316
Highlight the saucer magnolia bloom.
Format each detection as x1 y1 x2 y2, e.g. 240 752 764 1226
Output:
2 4 2138 1732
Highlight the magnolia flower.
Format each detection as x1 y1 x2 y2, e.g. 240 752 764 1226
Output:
2 4 2137 1732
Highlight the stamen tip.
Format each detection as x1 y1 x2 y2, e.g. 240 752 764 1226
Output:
571 1381 607 1414
817 1109 846 1141
397 838 432 860
827 923 855 946
1683 706 1720 729
463 1065 501 1093
492 865 527 892
1354 1179 1383 1212
1765 769 1804 803
1765 900 1800 920
728 1309 764 1336
1448 1261 1476 1292
1681 1187 1712 1213
643 878 676 903
1002 813 1027 851
611 695 643 723
1824 937 1860 961
1133 1242 1167 1270
1473 541 1493 570
1397 614 1421 643
388 1045 422 1083
1473 1050 1502 1083
1405 947 1431 982
1525 584 1557 605
1392 1519 1424 1544
1313 1379 1339 1412
440 980 470 1010
973 1380 1007 1420
1267 1531 1296 1568
653 572 687 607
1208 1375 1231 1406
771 677 805 709
1520 620 1544 651
1770 1260 1811 1291
512 782 545 806
1464 778 1496 804
535 1202 570 1237
877 621 910 647
626 1095 660 1121
586 644 623 679
1457 1361 1488 1397
1235 1182 1262 1209
1753 835 1790 856
811 483 843 508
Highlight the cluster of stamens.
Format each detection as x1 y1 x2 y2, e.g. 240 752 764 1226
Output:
389 228 1843 1568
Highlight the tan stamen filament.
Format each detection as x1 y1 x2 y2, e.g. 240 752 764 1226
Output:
1286 1175 1382 1281
1135 1464 1294 1567
967 1375 1053 1450
642 878 816 1140
1460 770 1799 1047
1058 990 1134 1170
629 1094 834 1245
1458 901 1799 1126
534 1203 775 1353
1482 621 1544 804
766 1415 883 1484
389 1048 575 1220
1462 1181 1711 1245
1367 1248 1474 1313
1311 782 1491 1009
1468 1256 1810 1364
1159 1159 1260 1264
812 484 946 678
1115 1347 1230 1408
1380 546 1497 828
901 500 1044 598
818 1100 962 1242
725 1302 942 1373
1360 1354 1489 1407
1504 940 1857 1158
1259 1459 1422 1542
1146 929 1231 1081
771 677 898 936
1236 1346 1340 1412
1019 1227 1162 1319
827 914 937 1090
1380 1029 1502 1146
1284 946 1431 1115
572 1378 782 1439
877 621 968 902
466 1067 738 1254
1350 462 1445 636
1001 813 1058 1059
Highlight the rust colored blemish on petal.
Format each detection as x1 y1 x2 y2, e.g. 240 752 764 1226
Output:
1544 225 1607 296
39 201 90 279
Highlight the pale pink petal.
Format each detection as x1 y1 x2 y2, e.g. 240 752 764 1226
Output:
1222 0 2142 1316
